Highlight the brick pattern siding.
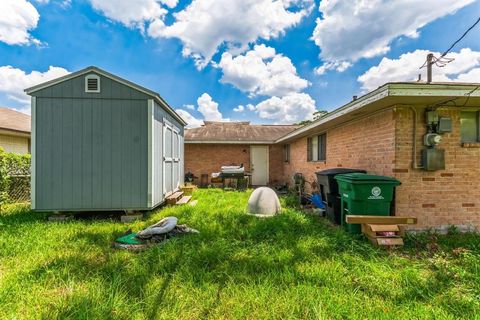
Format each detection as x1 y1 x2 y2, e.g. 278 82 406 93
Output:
283 109 396 188
0 134 30 154
269 144 286 185
394 107 480 231
283 107 480 231
184 143 285 185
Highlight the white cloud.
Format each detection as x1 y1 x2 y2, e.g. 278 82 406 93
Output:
0 65 70 108
312 0 474 73
254 92 317 124
247 104 256 111
148 0 313 68
358 48 480 92
219 44 310 97
0 0 41 45
197 92 228 121
184 104 195 110
177 92 229 128
88 0 171 31
233 105 244 112
176 109 204 128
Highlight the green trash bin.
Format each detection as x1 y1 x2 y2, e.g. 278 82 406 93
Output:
334 173 401 234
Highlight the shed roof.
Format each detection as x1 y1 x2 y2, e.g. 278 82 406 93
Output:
185 121 298 144
24 66 187 126
0 107 31 134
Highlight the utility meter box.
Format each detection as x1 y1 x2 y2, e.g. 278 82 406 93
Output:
426 111 439 125
438 117 452 133
422 148 445 171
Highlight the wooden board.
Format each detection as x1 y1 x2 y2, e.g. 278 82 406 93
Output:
176 195 192 205
166 191 183 205
345 215 417 225
366 235 404 247
362 224 404 239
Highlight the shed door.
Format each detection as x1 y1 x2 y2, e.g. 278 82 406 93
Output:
163 119 181 196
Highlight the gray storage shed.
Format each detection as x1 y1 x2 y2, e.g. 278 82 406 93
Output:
25 66 187 211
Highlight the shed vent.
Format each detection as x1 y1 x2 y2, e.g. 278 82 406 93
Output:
85 74 100 93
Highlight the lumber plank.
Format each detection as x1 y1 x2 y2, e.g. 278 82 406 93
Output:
176 195 192 205
345 215 417 225
167 191 184 205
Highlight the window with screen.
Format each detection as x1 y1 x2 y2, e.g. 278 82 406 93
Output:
307 133 326 161
460 111 479 143
284 144 290 163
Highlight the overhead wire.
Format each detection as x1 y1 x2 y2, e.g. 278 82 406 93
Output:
420 16 480 70
440 16 480 58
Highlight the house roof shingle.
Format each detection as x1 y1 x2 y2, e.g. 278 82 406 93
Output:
185 121 298 143
0 108 31 134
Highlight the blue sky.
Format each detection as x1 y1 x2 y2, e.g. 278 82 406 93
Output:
0 0 479 126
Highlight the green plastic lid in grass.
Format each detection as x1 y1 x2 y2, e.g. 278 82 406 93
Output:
334 173 400 184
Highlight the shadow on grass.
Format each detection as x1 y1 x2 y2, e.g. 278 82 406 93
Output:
13 188 480 319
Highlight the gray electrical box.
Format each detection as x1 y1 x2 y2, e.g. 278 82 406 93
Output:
438 117 452 133
422 148 445 171
426 111 439 125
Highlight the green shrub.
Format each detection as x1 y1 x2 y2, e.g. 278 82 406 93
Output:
0 148 8 207
0 148 31 207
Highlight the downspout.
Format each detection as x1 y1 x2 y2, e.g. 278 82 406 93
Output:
409 106 424 169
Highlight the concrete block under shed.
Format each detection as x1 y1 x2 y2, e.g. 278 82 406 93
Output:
121 213 143 223
48 214 72 222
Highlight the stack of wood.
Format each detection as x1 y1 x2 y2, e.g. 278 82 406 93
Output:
345 215 417 247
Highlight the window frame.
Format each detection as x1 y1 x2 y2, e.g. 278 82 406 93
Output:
307 133 327 162
460 110 480 143
284 144 290 163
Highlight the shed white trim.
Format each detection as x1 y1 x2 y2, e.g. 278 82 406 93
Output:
147 99 154 208
30 96 36 209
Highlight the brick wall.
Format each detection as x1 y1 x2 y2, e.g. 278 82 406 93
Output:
282 106 480 231
283 109 396 188
0 134 30 154
269 144 286 185
393 107 480 231
185 144 250 184
184 143 285 185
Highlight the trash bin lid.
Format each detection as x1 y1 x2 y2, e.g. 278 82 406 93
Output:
316 168 366 176
334 173 400 184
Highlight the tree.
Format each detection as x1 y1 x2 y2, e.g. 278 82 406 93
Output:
296 109 328 126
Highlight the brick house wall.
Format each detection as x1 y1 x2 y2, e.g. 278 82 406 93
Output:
184 143 285 185
282 106 480 231
393 107 480 231
269 144 287 185
283 109 396 187
185 144 251 184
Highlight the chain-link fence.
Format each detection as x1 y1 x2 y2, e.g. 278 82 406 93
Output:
8 175 30 203
0 148 31 205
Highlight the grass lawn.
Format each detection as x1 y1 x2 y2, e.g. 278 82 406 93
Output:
1 189 479 319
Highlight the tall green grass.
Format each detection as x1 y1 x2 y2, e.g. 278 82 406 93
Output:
0 189 479 319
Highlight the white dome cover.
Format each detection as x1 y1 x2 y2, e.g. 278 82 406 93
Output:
247 187 281 217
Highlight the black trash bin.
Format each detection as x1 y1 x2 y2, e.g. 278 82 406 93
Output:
316 168 366 224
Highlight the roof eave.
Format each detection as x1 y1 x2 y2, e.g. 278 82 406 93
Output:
276 83 390 143
185 140 276 144
275 82 480 143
